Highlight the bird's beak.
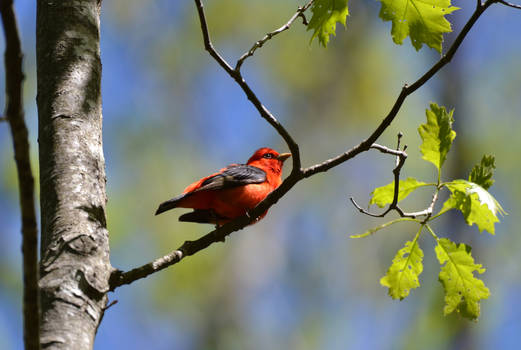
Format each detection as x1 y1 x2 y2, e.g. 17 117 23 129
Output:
277 153 291 162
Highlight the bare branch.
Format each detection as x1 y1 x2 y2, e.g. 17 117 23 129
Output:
370 143 406 157
235 0 314 72
298 11 309 26
110 250 183 290
193 0 301 172
352 135 443 220
0 115 7 122
110 0 500 290
350 197 391 218
350 139 417 218
382 189 440 222
419 190 440 222
497 0 521 9
395 132 404 167
0 0 40 348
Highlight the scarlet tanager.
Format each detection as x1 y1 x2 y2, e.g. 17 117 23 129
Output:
155 147 291 224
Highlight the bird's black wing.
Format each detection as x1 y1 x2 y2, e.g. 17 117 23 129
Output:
195 164 266 192
155 165 266 216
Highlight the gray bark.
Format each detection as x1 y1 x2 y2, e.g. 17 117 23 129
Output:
36 1 111 349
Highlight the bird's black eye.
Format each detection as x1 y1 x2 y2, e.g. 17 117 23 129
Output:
263 153 274 159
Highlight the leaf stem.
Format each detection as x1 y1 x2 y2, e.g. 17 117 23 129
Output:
425 224 439 242
350 217 420 238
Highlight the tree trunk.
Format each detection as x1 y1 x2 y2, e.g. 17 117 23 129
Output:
36 1 110 349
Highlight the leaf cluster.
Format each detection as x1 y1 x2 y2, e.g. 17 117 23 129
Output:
352 103 505 321
308 0 458 52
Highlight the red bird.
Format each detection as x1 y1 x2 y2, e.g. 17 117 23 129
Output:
155 147 291 225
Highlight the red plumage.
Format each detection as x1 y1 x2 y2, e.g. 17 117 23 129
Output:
155 147 291 225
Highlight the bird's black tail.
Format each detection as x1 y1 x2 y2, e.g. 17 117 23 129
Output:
155 193 187 215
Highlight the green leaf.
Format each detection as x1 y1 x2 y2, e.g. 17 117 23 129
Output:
442 180 505 234
435 238 490 320
380 228 424 299
308 0 349 47
350 218 419 238
378 0 459 52
370 177 430 208
469 155 496 190
418 103 456 171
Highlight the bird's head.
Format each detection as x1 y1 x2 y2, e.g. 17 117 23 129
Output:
247 147 291 175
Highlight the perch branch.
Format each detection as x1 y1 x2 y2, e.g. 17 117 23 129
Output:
0 0 40 349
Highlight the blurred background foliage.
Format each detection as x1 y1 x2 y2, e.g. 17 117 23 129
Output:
1 0 520 349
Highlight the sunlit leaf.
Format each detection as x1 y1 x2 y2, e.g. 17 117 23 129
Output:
370 177 430 208
435 238 490 320
378 0 459 52
469 155 496 190
308 0 349 47
380 230 424 299
418 103 456 171
442 180 505 234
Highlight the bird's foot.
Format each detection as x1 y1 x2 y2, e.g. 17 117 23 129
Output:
245 209 261 222
209 209 221 228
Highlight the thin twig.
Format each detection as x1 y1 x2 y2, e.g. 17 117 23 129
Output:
110 0 499 291
103 299 118 311
298 11 309 26
370 143 406 157
372 142 408 216
193 0 301 172
352 137 442 219
395 132 404 167
110 250 183 290
420 190 440 224
0 115 7 122
235 0 314 72
350 138 414 218
0 0 40 349
350 197 390 217
497 0 521 9
352 136 443 220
